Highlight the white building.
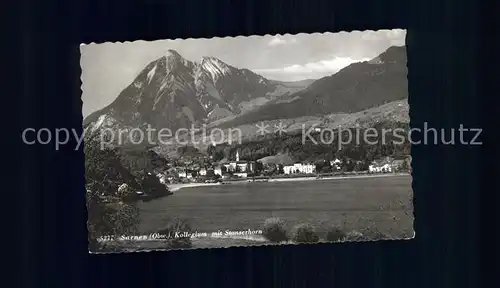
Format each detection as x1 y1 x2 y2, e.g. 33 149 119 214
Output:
233 172 248 178
223 162 237 172
236 162 248 172
222 150 250 172
283 164 297 174
214 166 222 176
283 163 316 174
369 162 392 173
302 164 315 174
199 168 207 176
330 158 342 170
331 158 341 165
156 173 167 184
177 170 187 178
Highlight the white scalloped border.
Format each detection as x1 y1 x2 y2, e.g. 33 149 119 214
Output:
81 29 413 254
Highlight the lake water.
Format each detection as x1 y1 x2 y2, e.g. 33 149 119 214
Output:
137 175 413 239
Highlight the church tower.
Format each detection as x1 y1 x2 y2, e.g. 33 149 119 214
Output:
236 150 240 162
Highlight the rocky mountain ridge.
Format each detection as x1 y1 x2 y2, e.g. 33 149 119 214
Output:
83 50 311 138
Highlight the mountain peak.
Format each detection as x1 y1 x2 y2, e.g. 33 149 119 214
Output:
165 49 182 57
163 49 185 62
199 56 232 80
200 56 228 67
160 49 193 71
201 55 218 61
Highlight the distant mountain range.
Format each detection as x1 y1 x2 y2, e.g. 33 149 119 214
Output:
216 46 407 128
84 46 408 149
84 50 313 137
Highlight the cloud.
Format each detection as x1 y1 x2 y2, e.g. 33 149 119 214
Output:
268 37 286 46
82 29 405 115
268 36 297 46
253 56 370 81
361 29 406 46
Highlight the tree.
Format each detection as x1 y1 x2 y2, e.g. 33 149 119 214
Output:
292 224 319 243
399 159 409 172
148 150 168 170
207 144 215 157
262 217 288 243
117 183 136 199
86 181 140 251
353 161 367 171
315 163 322 172
84 137 140 251
157 218 193 249
341 160 355 172
255 161 264 175
321 166 332 173
278 164 284 174
141 170 170 198
206 169 215 177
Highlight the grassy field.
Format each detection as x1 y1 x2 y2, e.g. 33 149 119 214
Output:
136 175 413 248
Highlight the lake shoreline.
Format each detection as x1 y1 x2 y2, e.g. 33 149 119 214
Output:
168 173 410 192
269 173 409 182
167 182 221 192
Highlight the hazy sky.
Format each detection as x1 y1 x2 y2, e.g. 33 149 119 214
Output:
81 29 405 117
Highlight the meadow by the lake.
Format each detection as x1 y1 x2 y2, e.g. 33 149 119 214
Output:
133 174 413 249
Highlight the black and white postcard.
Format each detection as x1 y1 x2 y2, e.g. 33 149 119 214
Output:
81 29 413 253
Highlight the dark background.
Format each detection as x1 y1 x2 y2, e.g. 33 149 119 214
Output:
11 0 485 287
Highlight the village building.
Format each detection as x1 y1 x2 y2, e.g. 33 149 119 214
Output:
283 163 316 174
213 166 222 176
233 172 248 178
331 158 341 165
156 173 167 184
236 162 249 172
368 162 392 173
199 168 207 176
330 158 342 170
222 162 237 172
369 157 394 173
177 169 187 178
220 150 254 173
